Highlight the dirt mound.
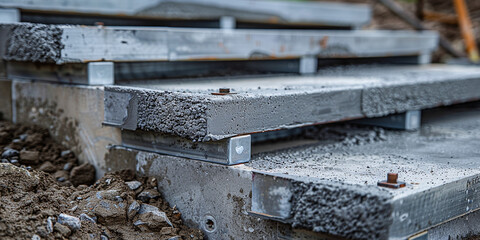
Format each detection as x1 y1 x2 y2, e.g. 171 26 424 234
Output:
0 121 94 186
0 121 203 239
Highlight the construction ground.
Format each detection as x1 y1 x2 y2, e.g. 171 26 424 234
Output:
1 0 480 239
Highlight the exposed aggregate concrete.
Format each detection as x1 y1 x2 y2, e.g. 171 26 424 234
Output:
2 23 64 63
291 180 392 240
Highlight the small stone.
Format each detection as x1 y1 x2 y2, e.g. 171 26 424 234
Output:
31 234 41 240
39 161 56 173
1 159 9 163
46 217 54 233
127 201 141 220
57 213 81 230
96 190 121 201
100 235 109 240
94 200 126 225
137 190 160 203
63 162 72 171
134 204 173 230
2 149 18 159
19 133 28 141
57 177 66 182
70 163 95 186
126 181 142 190
19 150 39 164
53 170 69 181
168 236 181 240
36 226 48 237
12 139 21 143
61 150 72 157
79 213 97 224
9 159 18 165
54 223 71 237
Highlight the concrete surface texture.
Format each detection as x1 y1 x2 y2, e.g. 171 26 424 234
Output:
0 23 438 64
105 64 480 141
0 0 370 27
247 102 480 239
12 80 121 178
103 102 480 240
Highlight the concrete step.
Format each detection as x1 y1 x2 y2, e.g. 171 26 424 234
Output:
106 102 480 239
0 0 371 29
249 102 480 239
0 23 438 84
104 64 480 142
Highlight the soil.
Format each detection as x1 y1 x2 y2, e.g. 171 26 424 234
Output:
0 121 204 240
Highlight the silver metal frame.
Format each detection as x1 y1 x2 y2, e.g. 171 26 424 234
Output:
121 130 251 165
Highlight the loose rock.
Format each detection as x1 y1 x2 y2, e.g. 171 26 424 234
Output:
19 150 39 164
126 180 142 190
70 163 95 186
57 213 81 230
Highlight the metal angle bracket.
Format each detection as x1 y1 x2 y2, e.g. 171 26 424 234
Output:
353 110 421 131
121 130 251 165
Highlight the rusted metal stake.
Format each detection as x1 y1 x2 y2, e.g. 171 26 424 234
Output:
453 0 479 62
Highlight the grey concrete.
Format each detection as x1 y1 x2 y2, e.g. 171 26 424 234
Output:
103 103 480 239
0 0 371 28
105 64 480 141
0 23 438 64
12 80 121 178
248 102 480 239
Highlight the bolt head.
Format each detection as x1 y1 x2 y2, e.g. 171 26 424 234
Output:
387 173 398 184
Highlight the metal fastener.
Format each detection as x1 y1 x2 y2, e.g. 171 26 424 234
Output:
378 172 406 189
212 88 236 95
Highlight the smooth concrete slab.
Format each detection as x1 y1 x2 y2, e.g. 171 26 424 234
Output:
104 64 480 141
12 80 121 178
0 0 371 28
247 102 480 239
0 23 438 64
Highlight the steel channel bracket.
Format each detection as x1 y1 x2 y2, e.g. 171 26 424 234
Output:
299 56 318 75
353 110 421 130
6 61 114 85
220 16 236 29
122 130 251 165
250 171 293 221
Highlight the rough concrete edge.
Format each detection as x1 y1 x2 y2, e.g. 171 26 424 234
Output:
105 85 212 141
269 172 394 240
1 23 65 63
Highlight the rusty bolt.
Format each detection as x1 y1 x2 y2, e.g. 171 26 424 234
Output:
219 88 230 94
387 173 398 184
